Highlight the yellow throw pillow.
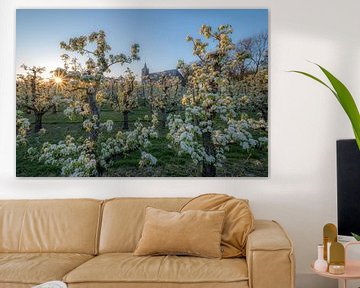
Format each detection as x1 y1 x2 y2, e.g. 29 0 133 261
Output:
134 207 225 258
181 194 254 258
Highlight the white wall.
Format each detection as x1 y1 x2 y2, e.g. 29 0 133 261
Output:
1 0 359 287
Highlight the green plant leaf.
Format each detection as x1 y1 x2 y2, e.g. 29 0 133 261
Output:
290 64 360 150
351 232 360 241
316 65 360 150
289 70 337 97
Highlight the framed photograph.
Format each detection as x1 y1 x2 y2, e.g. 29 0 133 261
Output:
16 9 268 177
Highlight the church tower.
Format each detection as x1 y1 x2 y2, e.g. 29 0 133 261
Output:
141 62 149 81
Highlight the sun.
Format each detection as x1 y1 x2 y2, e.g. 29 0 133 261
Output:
54 76 63 84
51 69 68 90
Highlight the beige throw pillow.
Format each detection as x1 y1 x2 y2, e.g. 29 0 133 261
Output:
181 193 255 258
134 207 225 258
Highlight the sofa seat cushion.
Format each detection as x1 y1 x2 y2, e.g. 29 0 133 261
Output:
0 253 93 285
64 253 248 286
0 284 33 288
67 283 249 288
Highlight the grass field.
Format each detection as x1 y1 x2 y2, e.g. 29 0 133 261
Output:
16 105 268 177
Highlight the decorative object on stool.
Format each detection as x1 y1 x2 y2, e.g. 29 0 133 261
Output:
314 244 328 272
312 226 360 286
328 242 345 275
323 223 337 262
319 223 346 275
328 264 345 275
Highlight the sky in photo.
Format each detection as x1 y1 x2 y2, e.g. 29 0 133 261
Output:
16 9 268 78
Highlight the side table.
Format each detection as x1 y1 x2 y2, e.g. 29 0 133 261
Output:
311 242 360 288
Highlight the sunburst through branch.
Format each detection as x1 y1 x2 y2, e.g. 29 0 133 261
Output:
51 69 67 90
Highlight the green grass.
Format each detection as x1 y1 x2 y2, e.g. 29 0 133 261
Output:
16 107 268 177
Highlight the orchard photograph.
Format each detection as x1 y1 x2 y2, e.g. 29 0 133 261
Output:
16 9 269 177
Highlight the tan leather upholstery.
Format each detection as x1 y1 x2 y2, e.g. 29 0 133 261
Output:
134 207 225 258
99 198 190 253
0 199 102 254
0 253 93 285
68 283 249 288
0 284 32 288
63 253 248 285
0 198 295 288
246 220 295 288
181 194 254 258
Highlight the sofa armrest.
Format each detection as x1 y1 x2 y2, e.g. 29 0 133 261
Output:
246 220 295 288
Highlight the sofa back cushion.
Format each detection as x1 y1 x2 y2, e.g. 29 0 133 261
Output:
0 199 102 254
181 194 254 258
99 198 189 253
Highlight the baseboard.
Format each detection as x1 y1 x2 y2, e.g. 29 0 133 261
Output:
296 273 337 288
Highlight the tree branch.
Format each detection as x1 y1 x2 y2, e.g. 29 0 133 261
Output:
66 87 88 93
105 58 131 71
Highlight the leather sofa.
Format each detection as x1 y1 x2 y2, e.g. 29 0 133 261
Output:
0 198 295 288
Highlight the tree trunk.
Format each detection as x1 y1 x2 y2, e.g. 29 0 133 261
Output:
34 112 43 133
160 108 166 129
87 90 100 141
85 89 101 176
123 110 129 130
142 86 146 107
202 131 216 177
96 163 104 177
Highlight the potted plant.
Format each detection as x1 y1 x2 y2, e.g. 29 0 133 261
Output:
352 233 360 241
291 63 360 150
291 64 360 240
